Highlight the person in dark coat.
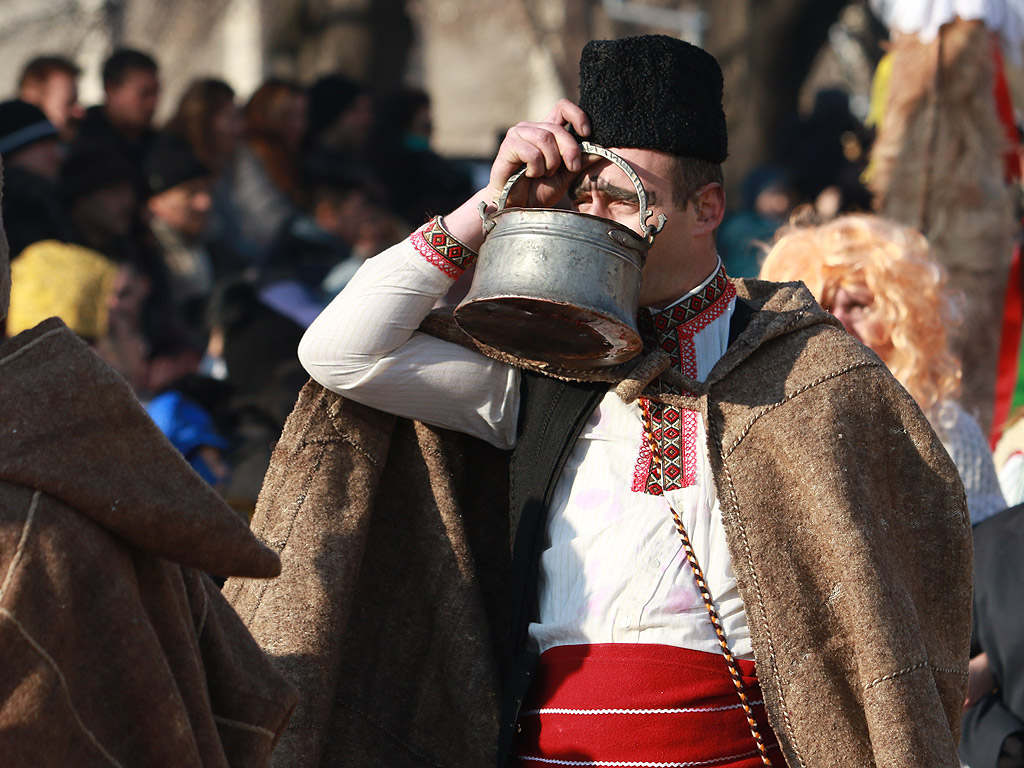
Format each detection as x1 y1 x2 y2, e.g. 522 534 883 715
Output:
74 48 160 195
0 100 73 257
960 503 1024 767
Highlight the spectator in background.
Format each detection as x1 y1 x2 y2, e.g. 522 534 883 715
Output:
233 79 307 254
717 165 795 278
164 79 240 177
75 48 160 186
163 78 253 263
6 239 148 390
6 239 117 344
960 502 1024 768
17 55 84 143
304 73 374 171
760 213 1005 526
144 133 225 341
61 144 139 261
62 143 201 395
262 168 376 325
368 85 474 227
776 88 872 215
202 278 309 514
0 100 73 257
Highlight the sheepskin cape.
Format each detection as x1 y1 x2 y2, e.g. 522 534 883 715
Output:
0 319 298 766
227 278 972 768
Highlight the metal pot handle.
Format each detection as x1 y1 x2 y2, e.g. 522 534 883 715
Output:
487 141 668 242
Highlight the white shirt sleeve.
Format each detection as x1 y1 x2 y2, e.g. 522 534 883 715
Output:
297 233 520 449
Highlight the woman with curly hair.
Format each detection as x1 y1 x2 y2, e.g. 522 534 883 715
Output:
759 213 1005 526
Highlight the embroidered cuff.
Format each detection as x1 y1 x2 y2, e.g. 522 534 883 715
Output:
410 216 478 279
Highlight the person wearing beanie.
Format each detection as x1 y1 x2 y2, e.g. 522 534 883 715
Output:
0 99 72 257
144 133 221 339
6 239 118 341
244 35 969 768
61 143 139 259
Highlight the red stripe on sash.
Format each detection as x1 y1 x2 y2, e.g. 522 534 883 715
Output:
513 643 780 767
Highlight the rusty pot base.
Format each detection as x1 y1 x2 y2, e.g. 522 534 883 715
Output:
453 295 642 369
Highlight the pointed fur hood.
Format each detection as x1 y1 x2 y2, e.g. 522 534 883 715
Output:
0 318 280 578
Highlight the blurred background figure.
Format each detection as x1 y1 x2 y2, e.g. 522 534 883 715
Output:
61 144 138 261
717 164 796 278
17 55 84 143
865 11 1019 436
0 100 72 258
163 78 251 264
261 167 375 326
233 78 307 255
200 278 310 516
5 239 148 389
144 132 222 343
304 73 374 173
760 213 1006 526
6 239 117 343
75 48 160 185
367 85 474 228
776 87 873 216
961 500 1024 768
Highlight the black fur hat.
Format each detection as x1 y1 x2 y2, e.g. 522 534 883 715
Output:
578 35 727 163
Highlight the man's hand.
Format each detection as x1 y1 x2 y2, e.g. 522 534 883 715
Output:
964 652 996 711
484 99 592 209
441 100 593 252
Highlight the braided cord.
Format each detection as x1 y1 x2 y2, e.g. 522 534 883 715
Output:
641 402 773 768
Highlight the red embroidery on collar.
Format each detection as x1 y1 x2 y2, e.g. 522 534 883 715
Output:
411 218 477 278
632 264 735 495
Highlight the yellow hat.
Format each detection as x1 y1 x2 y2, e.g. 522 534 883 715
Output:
8 240 118 340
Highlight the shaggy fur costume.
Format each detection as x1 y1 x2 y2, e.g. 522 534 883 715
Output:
869 19 1016 431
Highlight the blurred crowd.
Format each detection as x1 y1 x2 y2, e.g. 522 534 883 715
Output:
0 47 883 520
0 48 476 515
6 30 1024 768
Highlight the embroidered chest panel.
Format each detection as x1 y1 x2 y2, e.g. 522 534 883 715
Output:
632 268 735 495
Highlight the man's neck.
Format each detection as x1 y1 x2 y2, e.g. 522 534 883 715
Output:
641 253 721 310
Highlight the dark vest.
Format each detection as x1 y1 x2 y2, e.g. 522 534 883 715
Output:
497 298 754 765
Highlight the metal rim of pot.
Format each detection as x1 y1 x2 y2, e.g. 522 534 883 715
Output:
483 141 668 243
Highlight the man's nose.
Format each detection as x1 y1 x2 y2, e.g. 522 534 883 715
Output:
588 196 610 218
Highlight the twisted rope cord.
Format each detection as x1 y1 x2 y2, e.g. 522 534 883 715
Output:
640 405 773 768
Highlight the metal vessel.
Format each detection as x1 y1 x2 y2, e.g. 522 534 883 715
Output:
454 142 666 368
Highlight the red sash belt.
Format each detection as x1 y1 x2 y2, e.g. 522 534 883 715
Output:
512 643 780 767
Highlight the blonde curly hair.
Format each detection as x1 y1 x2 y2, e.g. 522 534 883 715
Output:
759 213 962 414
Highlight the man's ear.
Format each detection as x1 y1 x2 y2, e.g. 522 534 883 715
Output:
692 183 725 236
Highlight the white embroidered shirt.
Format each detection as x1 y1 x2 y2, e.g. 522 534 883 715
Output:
298 221 753 660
